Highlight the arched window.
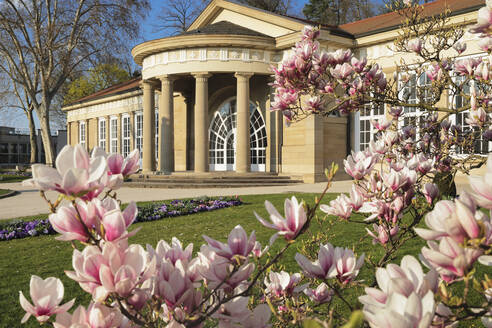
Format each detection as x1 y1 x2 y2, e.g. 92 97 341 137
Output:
209 98 267 171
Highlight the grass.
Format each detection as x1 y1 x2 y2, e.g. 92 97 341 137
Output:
0 173 30 183
0 189 11 197
0 193 487 327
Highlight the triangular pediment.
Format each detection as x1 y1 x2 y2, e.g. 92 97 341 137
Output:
188 0 306 38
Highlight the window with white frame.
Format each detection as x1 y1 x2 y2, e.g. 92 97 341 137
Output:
399 72 432 140
98 118 106 150
79 121 86 147
357 102 385 151
451 75 490 155
135 112 143 156
122 115 131 157
110 117 118 154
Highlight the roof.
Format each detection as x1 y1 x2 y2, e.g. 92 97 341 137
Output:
181 21 273 38
340 0 485 37
66 77 141 106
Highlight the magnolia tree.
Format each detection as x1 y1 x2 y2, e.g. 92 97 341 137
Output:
18 2 492 328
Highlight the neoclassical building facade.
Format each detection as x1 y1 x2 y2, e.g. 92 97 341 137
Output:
63 0 488 182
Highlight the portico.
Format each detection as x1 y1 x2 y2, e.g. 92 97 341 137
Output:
63 0 353 183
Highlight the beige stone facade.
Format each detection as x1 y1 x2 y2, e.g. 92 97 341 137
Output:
63 0 489 182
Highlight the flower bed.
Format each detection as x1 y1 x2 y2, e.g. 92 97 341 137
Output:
0 196 242 241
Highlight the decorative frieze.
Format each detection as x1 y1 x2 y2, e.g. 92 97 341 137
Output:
142 47 282 71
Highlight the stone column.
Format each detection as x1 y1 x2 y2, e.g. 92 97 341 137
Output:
158 75 175 173
105 115 110 153
142 81 155 172
192 72 211 173
67 122 71 145
235 72 253 173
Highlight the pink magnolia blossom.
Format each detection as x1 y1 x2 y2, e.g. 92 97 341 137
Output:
320 193 352 220
203 225 255 261
198 246 254 291
330 63 354 80
296 243 337 279
359 256 438 309
334 247 365 284
304 283 333 304
53 302 123 328
251 241 268 258
49 202 94 242
422 183 439 205
214 298 271 328
66 241 155 301
344 150 377 180
420 237 483 282
470 5 492 35
479 255 492 266
304 96 324 112
415 197 483 243
454 58 482 76
255 196 307 241
479 37 492 52
264 271 306 297
359 256 438 328
19 275 74 324
296 243 364 283
453 42 467 54
407 39 423 54
466 108 488 127
23 144 107 198
389 106 403 118
371 117 392 131
363 291 435 328
148 237 193 267
366 224 399 245
469 153 492 209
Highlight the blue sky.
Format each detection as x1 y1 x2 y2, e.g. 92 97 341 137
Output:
139 0 311 43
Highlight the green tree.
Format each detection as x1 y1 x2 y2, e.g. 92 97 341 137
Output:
303 0 375 25
64 64 131 105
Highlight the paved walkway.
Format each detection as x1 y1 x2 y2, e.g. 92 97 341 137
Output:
0 180 355 220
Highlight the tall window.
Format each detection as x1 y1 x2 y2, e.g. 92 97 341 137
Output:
399 72 432 140
122 115 131 157
135 112 143 156
110 117 118 154
79 121 86 148
451 75 490 155
358 102 385 151
98 118 106 150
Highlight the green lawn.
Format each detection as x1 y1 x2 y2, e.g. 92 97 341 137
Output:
0 193 487 327
0 173 30 183
0 189 11 197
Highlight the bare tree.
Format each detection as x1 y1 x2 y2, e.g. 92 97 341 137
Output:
156 0 206 35
237 0 291 14
0 0 149 165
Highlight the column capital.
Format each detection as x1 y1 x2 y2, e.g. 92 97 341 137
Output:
234 72 254 79
192 72 212 80
157 74 177 82
140 79 158 90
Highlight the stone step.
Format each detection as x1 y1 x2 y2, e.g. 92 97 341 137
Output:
124 181 303 189
124 172 304 188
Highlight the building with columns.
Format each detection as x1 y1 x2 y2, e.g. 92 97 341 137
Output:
63 0 488 183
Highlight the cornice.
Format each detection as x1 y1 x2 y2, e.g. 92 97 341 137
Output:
132 34 275 65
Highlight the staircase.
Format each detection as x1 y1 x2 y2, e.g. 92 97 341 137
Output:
124 172 304 189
